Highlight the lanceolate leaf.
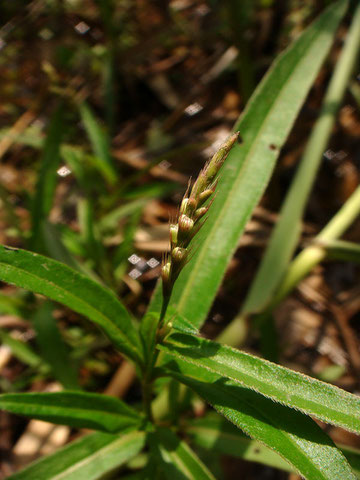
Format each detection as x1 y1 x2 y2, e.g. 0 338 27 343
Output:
187 414 360 477
148 0 348 328
9 430 146 480
163 359 356 480
0 392 142 433
160 333 360 434
0 245 143 364
151 427 216 480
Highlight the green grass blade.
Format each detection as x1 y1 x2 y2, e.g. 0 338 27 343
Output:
242 3 360 315
161 333 360 434
30 105 65 251
33 301 79 390
187 413 360 477
0 391 142 433
8 430 146 480
79 102 117 185
151 427 216 480
0 245 143 364
163 359 356 480
148 0 348 328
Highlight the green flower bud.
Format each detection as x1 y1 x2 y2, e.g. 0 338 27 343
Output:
198 189 213 205
170 224 178 246
180 198 189 214
180 197 197 215
161 262 171 282
190 171 207 199
194 207 208 220
178 214 194 233
172 247 187 263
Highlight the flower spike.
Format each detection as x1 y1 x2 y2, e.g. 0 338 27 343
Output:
160 132 240 324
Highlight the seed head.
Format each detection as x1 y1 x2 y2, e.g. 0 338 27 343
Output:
161 132 239 304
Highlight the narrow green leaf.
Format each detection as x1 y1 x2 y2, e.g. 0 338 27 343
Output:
163 358 356 480
161 333 360 434
187 413 360 477
79 102 117 185
0 391 142 433
151 427 216 480
242 2 360 314
149 0 348 328
33 301 79 390
9 430 146 480
30 105 65 251
0 245 143 364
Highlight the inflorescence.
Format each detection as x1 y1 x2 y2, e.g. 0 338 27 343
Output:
161 132 240 303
